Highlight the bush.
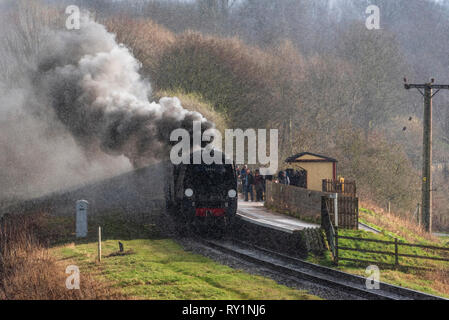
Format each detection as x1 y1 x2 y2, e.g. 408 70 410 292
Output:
153 31 278 128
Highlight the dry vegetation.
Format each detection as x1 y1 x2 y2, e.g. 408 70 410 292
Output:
0 213 125 299
104 16 175 76
360 201 438 243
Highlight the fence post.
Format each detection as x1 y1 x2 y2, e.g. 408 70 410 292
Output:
394 238 399 268
335 227 339 266
98 226 102 263
329 193 338 227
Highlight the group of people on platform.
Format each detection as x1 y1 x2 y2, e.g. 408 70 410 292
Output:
236 165 265 202
236 166 296 202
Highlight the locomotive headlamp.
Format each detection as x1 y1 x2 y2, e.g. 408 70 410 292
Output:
228 189 237 198
185 188 193 197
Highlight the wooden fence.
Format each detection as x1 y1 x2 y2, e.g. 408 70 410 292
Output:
322 195 359 229
335 233 449 269
322 179 356 197
321 201 449 269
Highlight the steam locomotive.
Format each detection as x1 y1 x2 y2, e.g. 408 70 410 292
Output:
173 150 238 234
4 149 238 235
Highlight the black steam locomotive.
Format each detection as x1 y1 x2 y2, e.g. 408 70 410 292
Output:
4 149 238 235
172 150 238 234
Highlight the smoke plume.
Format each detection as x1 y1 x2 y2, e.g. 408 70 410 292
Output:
0 12 213 200
39 18 213 168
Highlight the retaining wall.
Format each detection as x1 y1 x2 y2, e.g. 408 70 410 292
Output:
231 216 326 258
265 180 331 223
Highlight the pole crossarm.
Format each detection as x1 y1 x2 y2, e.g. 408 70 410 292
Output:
404 84 449 90
432 89 441 98
405 84 448 97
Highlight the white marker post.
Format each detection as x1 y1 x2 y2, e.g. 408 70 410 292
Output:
98 226 102 263
76 200 88 238
330 193 338 227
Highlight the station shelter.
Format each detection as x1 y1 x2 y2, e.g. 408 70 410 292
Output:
285 152 337 192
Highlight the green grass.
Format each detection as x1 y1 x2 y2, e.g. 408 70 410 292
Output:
337 230 446 268
45 212 319 299
54 239 320 300
308 232 449 298
309 229 447 269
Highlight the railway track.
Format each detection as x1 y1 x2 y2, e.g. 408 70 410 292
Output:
358 222 382 234
197 237 446 300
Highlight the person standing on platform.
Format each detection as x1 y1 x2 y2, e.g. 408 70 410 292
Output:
244 169 254 201
279 171 290 185
254 169 265 202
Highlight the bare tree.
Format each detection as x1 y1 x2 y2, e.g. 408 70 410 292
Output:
0 0 60 84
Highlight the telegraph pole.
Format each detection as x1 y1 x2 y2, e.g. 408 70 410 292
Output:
404 79 449 233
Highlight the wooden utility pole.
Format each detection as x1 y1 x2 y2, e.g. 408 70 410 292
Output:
289 116 293 155
422 85 432 233
416 203 421 225
404 79 449 233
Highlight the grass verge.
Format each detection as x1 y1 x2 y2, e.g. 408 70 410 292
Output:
0 213 124 299
3 211 320 300
53 238 320 300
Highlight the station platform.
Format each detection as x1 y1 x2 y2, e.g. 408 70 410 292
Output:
237 200 378 234
236 200 320 234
